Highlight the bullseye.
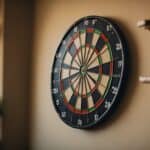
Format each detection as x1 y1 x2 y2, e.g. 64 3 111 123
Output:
80 65 87 76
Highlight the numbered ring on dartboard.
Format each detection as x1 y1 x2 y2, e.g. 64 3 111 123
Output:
51 16 128 129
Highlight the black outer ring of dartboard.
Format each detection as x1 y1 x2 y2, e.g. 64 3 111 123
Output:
50 16 129 129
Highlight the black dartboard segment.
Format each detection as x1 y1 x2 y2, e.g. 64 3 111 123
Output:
51 16 127 129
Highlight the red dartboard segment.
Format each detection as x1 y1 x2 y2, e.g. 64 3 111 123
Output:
87 28 94 33
95 98 104 109
101 33 108 42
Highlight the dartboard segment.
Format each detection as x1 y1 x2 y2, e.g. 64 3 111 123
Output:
51 16 127 129
87 95 94 109
98 74 110 96
76 96 81 110
87 65 100 74
101 48 112 64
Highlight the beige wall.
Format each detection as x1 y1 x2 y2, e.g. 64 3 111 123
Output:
30 0 150 150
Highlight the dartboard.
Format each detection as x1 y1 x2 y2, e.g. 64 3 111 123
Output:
51 16 127 128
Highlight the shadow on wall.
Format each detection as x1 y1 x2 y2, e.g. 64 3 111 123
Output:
86 17 139 131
